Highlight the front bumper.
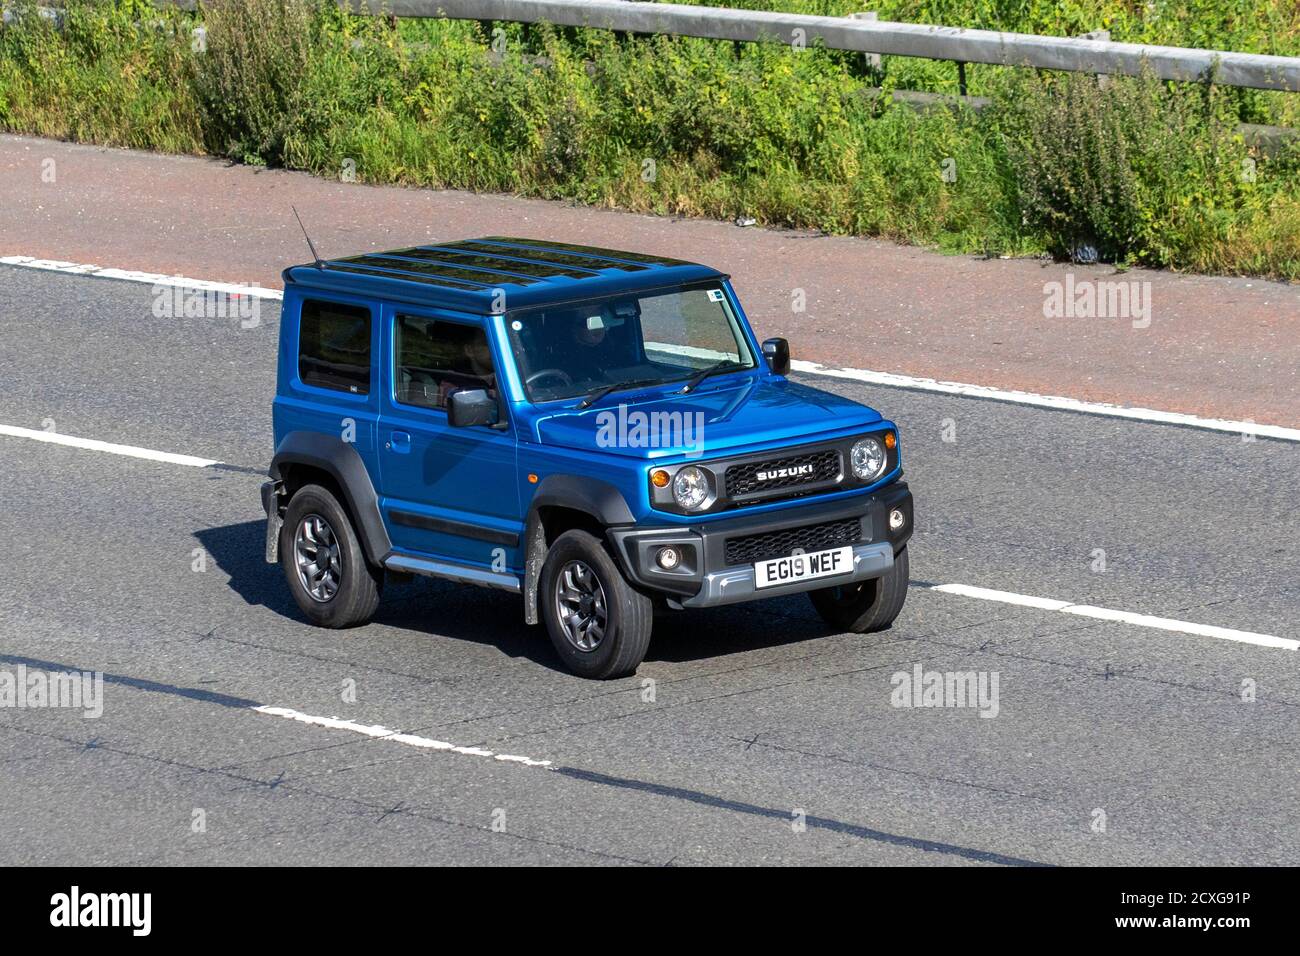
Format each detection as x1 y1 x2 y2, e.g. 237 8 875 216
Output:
607 481 912 608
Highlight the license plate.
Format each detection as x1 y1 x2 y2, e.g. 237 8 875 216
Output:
754 545 853 589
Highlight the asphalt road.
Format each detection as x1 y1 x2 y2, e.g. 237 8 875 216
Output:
0 264 1296 866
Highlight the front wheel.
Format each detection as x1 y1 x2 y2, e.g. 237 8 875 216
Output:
540 530 653 679
809 546 909 633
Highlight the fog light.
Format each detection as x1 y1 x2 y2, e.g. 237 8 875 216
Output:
889 508 906 531
656 546 681 570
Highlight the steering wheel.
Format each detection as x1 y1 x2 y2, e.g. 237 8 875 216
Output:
526 368 574 389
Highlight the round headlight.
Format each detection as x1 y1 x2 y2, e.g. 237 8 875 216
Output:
850 437 888 481
672 466 710 511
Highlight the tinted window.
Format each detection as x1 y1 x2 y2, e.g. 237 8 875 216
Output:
299 299 371 394
395 314 497 410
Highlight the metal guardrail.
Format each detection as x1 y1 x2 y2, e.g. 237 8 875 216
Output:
8 1 1299 93
336 0 1300 93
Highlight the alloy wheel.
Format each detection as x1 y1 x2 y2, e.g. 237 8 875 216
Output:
554 560 608 652
294 513 342 602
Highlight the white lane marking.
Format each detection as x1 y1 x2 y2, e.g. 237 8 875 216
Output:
0 423 219 468
791 360 1300 443
931 583 1073 612
252 705 552 767
0 255 283 299
1058 604 1300 649
930 583 1298 651
3 253 1296 441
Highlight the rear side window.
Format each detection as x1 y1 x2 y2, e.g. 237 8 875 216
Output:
395 314 497 410
299 299 371 394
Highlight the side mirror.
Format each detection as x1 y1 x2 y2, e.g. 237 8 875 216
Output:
448 388 499 428
762 337 790 376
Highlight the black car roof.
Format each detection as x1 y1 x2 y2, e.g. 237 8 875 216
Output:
283 237 726 312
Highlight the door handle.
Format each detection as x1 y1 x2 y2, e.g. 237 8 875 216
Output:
388 430 412 453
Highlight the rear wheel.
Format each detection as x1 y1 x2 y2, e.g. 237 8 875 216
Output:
809 545 909 633
280 484 382 628
541 530 653 679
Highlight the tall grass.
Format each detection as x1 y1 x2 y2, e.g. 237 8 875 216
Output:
0 0 1297 278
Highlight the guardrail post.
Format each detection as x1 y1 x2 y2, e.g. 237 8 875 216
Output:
957 61 968 96
850 12 881 72
1080 29 1111 89
2 6 63 28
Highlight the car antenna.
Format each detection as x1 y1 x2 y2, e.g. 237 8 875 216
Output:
291 205 325 269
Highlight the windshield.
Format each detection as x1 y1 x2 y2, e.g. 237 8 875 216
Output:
505 284 757 403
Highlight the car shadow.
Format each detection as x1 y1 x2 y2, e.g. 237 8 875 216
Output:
195 519 836 674
194 519 563 671
194 520 301 619
644 598 833 664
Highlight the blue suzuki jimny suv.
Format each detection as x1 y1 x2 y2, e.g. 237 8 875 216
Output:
262 237 913 678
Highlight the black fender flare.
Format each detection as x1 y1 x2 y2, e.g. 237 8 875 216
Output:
269 431 392 565
521 475 636 624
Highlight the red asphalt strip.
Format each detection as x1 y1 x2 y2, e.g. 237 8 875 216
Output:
1 134 1296 428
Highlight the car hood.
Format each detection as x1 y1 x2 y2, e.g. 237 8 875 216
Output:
530 376 884 459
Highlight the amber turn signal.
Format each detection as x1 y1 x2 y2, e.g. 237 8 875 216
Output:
884 432 897 450
650 469 670 488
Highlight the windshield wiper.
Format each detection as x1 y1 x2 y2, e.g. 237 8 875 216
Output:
575 378 666 410
678 360 744 394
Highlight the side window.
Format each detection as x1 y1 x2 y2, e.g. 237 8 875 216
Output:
299 299 371 394
394 314 497 410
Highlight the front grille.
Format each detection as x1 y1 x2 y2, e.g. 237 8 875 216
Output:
724 517 861 566
724 449 841 498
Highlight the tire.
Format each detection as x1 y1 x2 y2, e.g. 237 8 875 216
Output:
540 530 653 679
809 545 909 634
280 483 382 628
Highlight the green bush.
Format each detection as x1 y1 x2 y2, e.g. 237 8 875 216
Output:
190 0 322 164
0 0 202 149
996 70 1251 263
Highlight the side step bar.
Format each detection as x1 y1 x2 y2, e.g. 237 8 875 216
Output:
383 553 521 594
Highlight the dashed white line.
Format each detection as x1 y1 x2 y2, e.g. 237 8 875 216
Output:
931 584 1072 612
0 255 283 300
930 583 1298 651
3 253 1296 442
252 705 552 767
0 423 220 468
